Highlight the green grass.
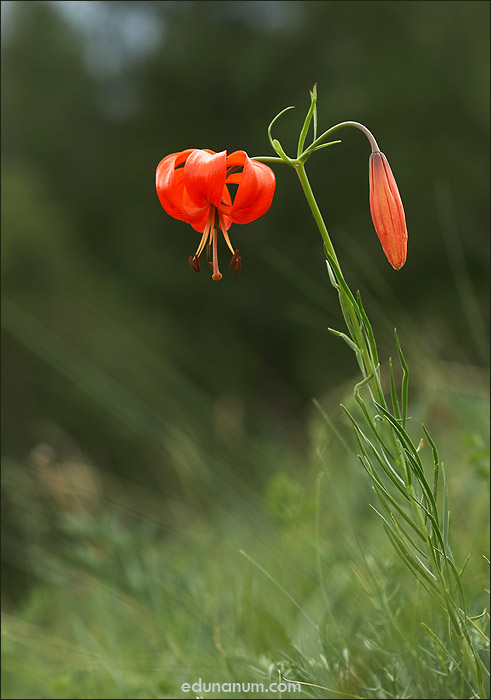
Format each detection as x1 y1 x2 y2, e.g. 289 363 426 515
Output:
1 354 489 699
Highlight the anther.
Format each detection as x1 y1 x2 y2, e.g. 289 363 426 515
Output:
229 249 242 275
189 255 200 272
229 249 240 268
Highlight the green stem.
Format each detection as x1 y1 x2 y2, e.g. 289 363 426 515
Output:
295 163 387 408
294 163 341 270
251 156 288 164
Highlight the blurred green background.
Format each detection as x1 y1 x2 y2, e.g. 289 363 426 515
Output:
1 2 489 697
1 0 489 639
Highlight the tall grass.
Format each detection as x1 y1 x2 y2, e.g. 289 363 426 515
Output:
1 302 489 697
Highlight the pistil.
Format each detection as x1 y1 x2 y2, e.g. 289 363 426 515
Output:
211 228 222 281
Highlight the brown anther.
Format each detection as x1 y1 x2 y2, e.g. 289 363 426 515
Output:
189 255 200 272
229 249 241 275
206 242 212 264
229 249 240 268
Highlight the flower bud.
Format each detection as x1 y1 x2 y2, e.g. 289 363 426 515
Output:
369 151 408 270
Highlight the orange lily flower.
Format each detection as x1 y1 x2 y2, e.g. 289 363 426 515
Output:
369 151 408 270
156 149 275 280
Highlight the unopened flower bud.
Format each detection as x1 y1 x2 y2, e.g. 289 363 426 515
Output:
369 151 408 270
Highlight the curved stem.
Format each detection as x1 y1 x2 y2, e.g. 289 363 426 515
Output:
305 121 380 156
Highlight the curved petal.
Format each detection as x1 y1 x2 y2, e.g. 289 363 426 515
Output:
156 150 202 221
221 184 232 207
225 173 243 185
189 208 214 232
228 154 276 224
183 149 227 209
156 151 188 220
225 150 248 169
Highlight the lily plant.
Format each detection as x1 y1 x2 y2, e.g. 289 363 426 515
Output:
156 85 488 698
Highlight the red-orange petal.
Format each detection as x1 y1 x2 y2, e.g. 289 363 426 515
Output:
183 149 227 209
155 148 206 221
369 152 408 270
225 150 248 168
156 149 213 230
156 150 194 220
227 151 275 224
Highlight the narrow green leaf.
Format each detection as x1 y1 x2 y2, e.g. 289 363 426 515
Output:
383 523 439 590
394 329 408 429
422 424 440 502
421 623 460 666
297 89 317 157
370 405 447 557
374 402 439 516
442 463 450 555
342 404 414 498
306 140 341 153
458 553 471 579
325 258 339 289
357 290 379 368
354 389 398 464
268 105 295 150
422 623 482 694
370 476 428 543
446 557 466 613
272 138 295 164
328 327 362 355
354 372 376 392
324 248 359 309
389 357 402 421
463 607 488 622
312 83 318 141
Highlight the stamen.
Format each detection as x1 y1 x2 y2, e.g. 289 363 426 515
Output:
194 227 210 259
193 207 216 259
228 249 242 275
233 254 242 275
189 255 200 272
189 209 241 280
218 212 236 255
229 249 240 268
